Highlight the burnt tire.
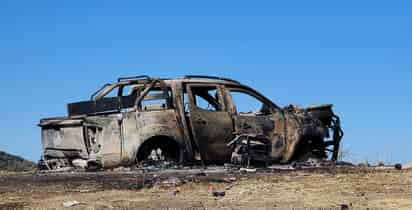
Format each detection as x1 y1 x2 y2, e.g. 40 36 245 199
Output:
136 136 182 167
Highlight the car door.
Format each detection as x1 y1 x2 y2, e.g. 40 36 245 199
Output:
225 87 286 161
226 87 275 136
186 84 234 162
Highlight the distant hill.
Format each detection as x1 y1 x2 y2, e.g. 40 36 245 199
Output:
0 151 36 172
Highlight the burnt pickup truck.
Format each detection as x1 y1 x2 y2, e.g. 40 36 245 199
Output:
39 75 343 170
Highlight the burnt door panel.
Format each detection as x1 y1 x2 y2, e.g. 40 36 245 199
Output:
187 85 234 162
235 115 275 137
190 108 233 161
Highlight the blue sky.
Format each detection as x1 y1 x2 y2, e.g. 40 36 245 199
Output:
1 1 411 163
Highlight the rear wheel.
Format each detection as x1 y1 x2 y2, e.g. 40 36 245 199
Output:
136 136 182 168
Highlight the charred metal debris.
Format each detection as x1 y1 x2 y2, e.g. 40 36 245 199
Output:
38 75 343 171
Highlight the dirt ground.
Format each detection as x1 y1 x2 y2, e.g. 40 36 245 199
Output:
0 167 411 210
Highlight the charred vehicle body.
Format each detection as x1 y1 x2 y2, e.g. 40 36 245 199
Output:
39 75 343 170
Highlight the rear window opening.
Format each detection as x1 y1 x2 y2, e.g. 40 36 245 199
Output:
185 86 223 112
139 88 173 111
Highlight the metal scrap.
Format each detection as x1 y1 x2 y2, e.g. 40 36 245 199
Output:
62 201 81 208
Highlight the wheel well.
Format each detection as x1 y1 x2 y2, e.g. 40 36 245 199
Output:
136 136 181 162
291 135 326 161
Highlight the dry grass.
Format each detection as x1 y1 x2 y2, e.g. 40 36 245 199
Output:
1 169 412 209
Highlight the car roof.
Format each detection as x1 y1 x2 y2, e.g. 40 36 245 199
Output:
115 75 243 86
93 75 280 109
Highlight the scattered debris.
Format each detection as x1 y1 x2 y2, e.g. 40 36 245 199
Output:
209 183 236 198
293 158 322 168
291 158 337 169
161 177 184 187
212 191 226 197
112 166 132 172
225 183 236 191
62 201 81 208
72 159 88 169
267 164 295 170
239 168 257 173
141 160 179 171
373 163 403 170
45 167 74 173
224 177 237 182
228 134 271 167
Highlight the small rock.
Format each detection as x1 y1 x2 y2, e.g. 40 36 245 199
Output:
229 177 237 182
340 204 349 210
212 191 226 197
63 201 80 207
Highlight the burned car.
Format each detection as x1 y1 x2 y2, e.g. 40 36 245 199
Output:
39 75 343 170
